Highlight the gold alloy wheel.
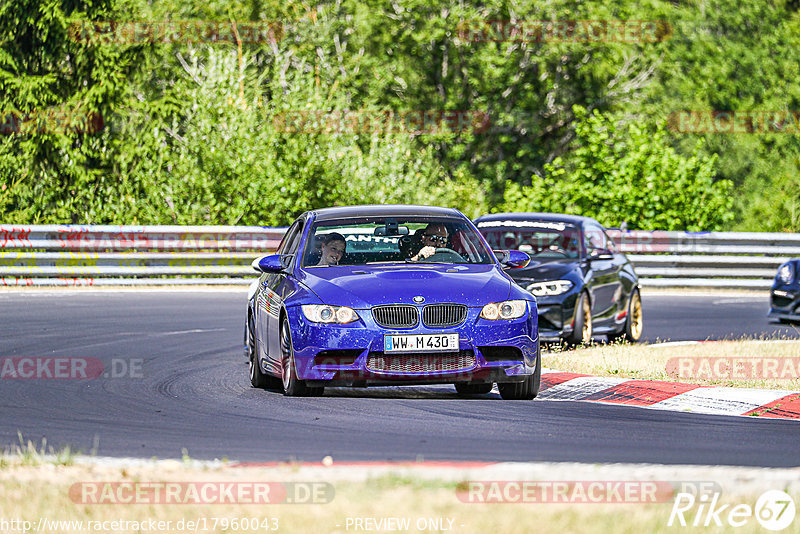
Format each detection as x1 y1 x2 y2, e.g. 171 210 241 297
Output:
629 291 643 340
581 295 592 344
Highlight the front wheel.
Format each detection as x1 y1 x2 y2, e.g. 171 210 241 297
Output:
280 318 324 397
498 376 535 400
454 383 493 396
565 291 592 347
498 348 541 400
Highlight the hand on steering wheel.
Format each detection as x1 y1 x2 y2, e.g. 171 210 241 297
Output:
413 247 464 262
411 246 437 261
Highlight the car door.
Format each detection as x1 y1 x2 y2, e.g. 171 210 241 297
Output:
265 218 306 368
583 223 622 326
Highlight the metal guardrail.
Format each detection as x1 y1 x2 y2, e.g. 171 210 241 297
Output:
0 225 283 286
606 230 793 289
0 225 793 288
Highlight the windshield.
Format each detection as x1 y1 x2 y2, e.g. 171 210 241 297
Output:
302 217 495 267
478 220 581 260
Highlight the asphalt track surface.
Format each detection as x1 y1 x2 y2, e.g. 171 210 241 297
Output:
1 290 798 466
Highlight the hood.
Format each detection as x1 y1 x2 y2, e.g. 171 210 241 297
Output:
508 258 581 282
296 264 511 309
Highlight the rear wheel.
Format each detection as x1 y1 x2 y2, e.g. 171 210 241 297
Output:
609 289 643 343
454 383 493 396
280 318 324 397
565 291 592 347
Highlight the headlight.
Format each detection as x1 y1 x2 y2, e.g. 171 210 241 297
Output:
301 305 359 324
526 280 574 296
480 300 527 320
778 263 794 284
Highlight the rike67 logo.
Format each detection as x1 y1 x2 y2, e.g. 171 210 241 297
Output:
669 490 796 531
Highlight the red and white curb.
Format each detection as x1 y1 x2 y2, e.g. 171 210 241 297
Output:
539 371 800 420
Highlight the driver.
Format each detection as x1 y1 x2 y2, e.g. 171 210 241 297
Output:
316 233 346 265
410 223 449 261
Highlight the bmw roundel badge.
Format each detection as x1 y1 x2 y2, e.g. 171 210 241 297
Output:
413 296 425 303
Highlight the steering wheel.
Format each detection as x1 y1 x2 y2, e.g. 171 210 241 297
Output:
542 246 569 258
419 247 466 263
536 235 570 257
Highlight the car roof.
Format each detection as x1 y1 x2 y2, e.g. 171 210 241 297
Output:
474 212 599 227
308 205 463 222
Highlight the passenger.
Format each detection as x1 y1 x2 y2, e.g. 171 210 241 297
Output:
316 233 346 265
410 223 449 261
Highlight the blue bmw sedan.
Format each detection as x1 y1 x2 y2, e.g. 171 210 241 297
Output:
245 205 540 399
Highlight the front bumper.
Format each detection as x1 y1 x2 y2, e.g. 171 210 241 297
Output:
769 287 800 321
534 292 579 342
286 304 538 386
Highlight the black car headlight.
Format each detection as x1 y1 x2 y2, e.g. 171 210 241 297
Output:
778 263 794 284
301 305 359 323
480 300 527 320
526 280 574 296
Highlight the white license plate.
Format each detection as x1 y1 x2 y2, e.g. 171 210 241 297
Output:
384 333 459 353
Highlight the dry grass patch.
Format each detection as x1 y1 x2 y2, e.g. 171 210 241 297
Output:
1 461 796 534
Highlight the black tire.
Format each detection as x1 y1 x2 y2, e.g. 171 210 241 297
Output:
280 318 324 397
454 383 493 396
610 288 643 343
530 344 542 399
498 344 542 401
248 313 275 389
565 291 592 347
498 376 534 400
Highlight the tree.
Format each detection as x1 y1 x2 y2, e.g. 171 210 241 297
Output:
502 107 733 230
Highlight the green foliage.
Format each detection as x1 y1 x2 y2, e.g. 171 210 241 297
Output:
1 0 797 230
0 0 143 222
502 107 733 230
644 0 800 231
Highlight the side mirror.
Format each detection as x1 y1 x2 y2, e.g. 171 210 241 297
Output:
251 254 285 273
589 248 614 261
495 249 530 269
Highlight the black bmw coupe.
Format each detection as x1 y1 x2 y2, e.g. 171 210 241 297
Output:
475 212 643 345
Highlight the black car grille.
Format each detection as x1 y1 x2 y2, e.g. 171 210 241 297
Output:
372 305 419 328
366 350 477 374
422 304 468 327
313 349 362 367
479 346 523 362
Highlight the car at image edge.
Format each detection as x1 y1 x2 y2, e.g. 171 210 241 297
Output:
769 259 800 322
